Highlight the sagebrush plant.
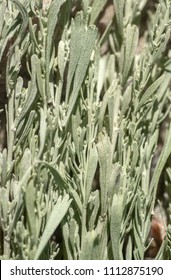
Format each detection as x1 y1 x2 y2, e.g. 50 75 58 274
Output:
0 0 171 260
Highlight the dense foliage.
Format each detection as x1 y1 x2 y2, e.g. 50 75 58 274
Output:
0 0 171 259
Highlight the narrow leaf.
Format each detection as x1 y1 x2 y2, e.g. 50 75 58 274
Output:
136 74 165 112
113 0 124 37
110 193 124 260
34 194 72 259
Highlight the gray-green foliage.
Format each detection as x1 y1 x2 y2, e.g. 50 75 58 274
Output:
0 0 171 259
